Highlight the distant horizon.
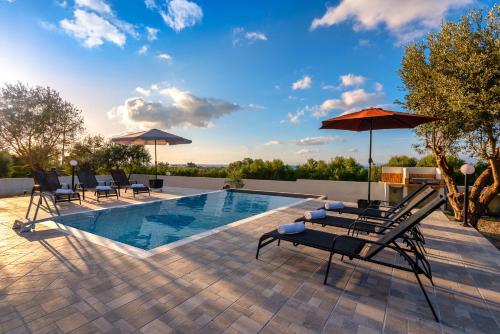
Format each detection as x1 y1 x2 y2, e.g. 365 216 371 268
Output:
1 0 492 165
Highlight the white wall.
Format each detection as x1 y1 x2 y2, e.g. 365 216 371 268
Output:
131 174 386 202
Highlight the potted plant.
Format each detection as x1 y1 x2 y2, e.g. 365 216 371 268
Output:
224 170 244 189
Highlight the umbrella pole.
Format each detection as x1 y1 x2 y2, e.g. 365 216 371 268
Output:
368 120 373 202
154 139 158 180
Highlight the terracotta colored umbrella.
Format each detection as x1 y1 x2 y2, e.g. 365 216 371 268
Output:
111 129 192 180
320 107 440 202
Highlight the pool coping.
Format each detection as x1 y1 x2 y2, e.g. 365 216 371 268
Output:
39 191 313 259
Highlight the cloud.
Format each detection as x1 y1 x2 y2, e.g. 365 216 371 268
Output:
285 109 305 124
320 85 385 113
56 0 68 7
264 140 282 146
135 87 151 96
347 148 359 153
296 149 320 155
295 136 341 145
161 0 203 32
144 0 156 10
39 20 57 31
340 73 365 87
109 87 241 128
60 9 126 47
310 0 472 43
291 75 312 90
138 45 148 54
76 0 111 14
265 136 341 147
157 53 172 61
358 39 371 47
146 26 159 41
232 27 268 46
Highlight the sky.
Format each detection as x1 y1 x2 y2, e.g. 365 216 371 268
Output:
0 0 494 165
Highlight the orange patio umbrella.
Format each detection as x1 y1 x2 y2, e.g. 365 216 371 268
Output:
320 107 440 202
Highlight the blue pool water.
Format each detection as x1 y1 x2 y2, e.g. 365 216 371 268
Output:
52 190 301 250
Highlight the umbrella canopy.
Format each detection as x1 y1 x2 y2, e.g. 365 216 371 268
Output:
111 129 192 179
111 129 192 146
320 108 440 131
320 107 440 202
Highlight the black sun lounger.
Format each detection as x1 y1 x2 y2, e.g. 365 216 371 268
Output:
300 186 436 237
256 196 445 322
77 168 119 201
33 168 81 206
325 183 430 218
110 169 150 197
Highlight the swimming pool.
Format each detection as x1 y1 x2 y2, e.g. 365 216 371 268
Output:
50 190 303 251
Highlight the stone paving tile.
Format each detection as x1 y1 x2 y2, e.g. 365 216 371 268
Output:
1 194 500 333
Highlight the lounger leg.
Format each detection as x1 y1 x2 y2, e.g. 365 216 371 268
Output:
256 237 264 259
324 251 335 285
413 267 439 322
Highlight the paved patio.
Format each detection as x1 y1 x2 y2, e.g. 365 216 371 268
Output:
0 190 499 333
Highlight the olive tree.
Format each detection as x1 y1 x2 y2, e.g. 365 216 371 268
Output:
399 5 499 225
0 82 85 170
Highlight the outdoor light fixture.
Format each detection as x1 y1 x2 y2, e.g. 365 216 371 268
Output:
70 160 78 190
460 163 475 226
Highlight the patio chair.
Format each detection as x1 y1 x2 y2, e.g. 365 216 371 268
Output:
256 195 445 322
302 186 436 238
110 169 150 197
76 168 119 201
325 183 430 218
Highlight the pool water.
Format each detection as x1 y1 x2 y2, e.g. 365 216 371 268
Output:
52 190 301 250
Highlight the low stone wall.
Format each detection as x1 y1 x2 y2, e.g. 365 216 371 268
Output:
131 174 387 202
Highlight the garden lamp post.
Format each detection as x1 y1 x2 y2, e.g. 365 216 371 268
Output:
69 160 78 190
460 163 475 226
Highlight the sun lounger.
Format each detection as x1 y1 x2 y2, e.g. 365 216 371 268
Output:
33 168 81 206
110 169 150 197
256 196 445 322
300 186 436 237
76 168 119 201
325 183 430 218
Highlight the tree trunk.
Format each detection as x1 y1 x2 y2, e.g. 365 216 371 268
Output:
434 153 464 220
468 155 500 227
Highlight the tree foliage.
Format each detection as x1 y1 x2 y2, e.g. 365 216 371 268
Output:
0 82 85 170
67 135 151 175
387 155 418 167
399 5 500 225
0 151 12 178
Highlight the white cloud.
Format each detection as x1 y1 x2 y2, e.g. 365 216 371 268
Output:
286 110 305 124
340 73 365 87
60 9 126 47
144 0 156 10
295 136 340 146
310 0 472 43
232 27 268 46
264 140 282 146
296 149 320 155
146 27 159 41
266 136 340 147
161 0 203 32
109 87 241 129
135 87 151 96
157 53 172 61
75 0 111 14
320 85 385 113
291 75 312 90
39 20 57 31
138 45 148 54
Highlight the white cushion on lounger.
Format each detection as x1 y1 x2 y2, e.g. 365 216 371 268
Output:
278 222 306 234
95 185 112 191
55 188 73 195
304 209 326 220
131 183 145 188
325 201 344 210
